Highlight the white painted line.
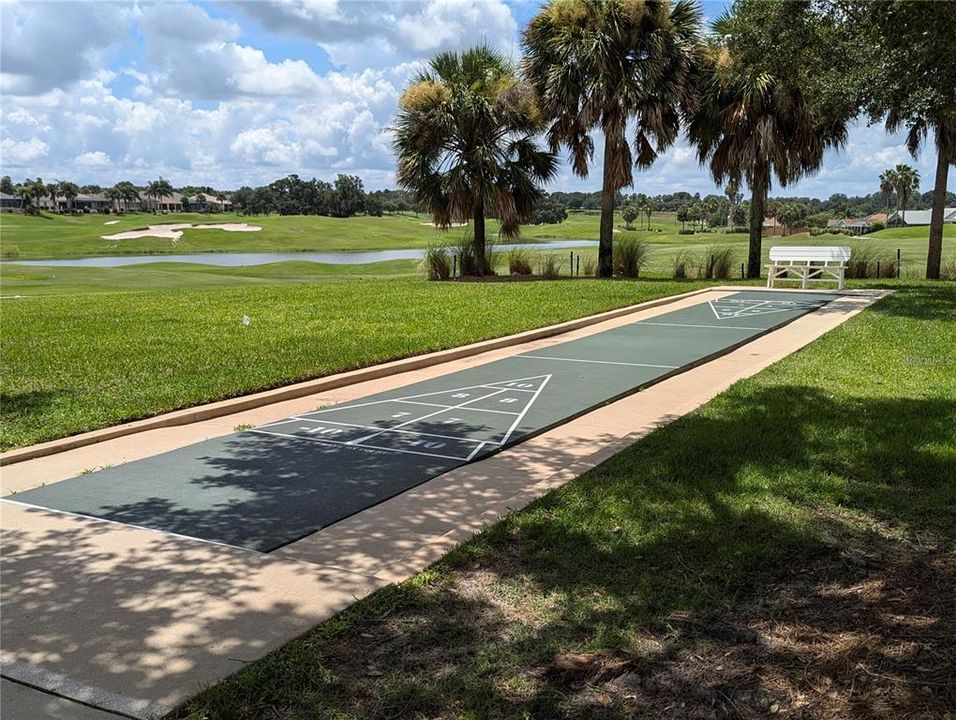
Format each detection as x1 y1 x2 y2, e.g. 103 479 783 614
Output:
465 442 487 461
478 384 536 393
498 374 551 446
350 388 507 445
0 498 248 552
394 400 520 416
250 429 472 461
276 417 503 445
515 355 679 370
638 321 763 331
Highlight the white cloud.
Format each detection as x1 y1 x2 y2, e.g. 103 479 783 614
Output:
1 137 49 166
0 1 130 95
75 151 111 168
230 128 301 166
136 3 323 100
228 0 518 69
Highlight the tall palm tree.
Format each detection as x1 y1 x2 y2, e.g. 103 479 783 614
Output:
892 164 919 225
393 45 559 276
59 182 79 213
879 168 897 219
688 28 848 277
523 0 702 277
105 187 122 213
46 182 60 213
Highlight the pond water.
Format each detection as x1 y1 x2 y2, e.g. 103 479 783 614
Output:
5 240 599 268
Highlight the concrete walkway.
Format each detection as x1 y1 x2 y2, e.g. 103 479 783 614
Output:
0 288 889 718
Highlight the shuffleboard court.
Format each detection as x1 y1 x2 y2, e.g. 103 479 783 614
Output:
5 291 835 552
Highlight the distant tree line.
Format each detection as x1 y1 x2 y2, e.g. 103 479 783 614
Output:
228 175 420 218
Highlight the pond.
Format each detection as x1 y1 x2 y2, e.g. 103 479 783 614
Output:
5 241 599 268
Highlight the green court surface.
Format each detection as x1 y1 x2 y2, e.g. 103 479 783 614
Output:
3 291 835 552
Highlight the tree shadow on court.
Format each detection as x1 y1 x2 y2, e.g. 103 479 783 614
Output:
178 384 955 719
48 414 524 552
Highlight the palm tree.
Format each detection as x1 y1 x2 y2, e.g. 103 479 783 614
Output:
216 192 227 212
677 203 690 231
621 202 639 230
29 177 46 212
523 0 702 277
105 187 122 213
724 177 742 228
195 193 206 212
892 164 919 225
688 27 848 278
14 184 32 212
393 45 559 276
643 201 653 231
879 168 897 219
46 182 60 213
59 182 79 213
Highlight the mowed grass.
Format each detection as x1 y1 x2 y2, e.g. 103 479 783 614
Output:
179 283 956 720
2 211 949 278
0 277 719 450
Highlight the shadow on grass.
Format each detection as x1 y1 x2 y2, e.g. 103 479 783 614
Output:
180 384 955 719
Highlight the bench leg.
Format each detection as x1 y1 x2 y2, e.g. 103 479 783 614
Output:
801 267 810 289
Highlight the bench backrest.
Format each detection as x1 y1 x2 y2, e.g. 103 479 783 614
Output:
769 245 851 263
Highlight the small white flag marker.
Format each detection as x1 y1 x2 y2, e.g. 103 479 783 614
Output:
242 315 250 326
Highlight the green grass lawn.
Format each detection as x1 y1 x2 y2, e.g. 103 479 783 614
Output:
3 211 949 279
178 283 956 719
1 277 724 450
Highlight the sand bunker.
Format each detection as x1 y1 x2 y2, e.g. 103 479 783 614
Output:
104 220 120 225
102 223 261 241
420 221 468 228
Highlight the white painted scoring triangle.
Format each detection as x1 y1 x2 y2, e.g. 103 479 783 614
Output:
709 298 823 320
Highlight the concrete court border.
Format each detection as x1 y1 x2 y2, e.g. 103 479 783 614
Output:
0 289 891 719
0 285 718 467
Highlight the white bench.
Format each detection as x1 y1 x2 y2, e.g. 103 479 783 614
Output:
766 245 851 290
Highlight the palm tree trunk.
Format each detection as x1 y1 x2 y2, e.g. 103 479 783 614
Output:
747 172 767 279
473 198 486 276
926 136 951 280
598 134 617 278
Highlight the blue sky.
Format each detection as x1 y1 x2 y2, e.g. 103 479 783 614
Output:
1 0 949 198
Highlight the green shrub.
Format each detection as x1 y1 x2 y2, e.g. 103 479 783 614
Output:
704 246 737 280
538 254 562 279
420 245 451 280
2 243 21 261
507 248 533 275
846 243 897 279
582 256 597 277
678 229 695 235
670 250 691 279
456 235 498 276
613 238 648 278
941 255 956 281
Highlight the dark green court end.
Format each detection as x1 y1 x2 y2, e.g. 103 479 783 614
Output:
5 291 835 552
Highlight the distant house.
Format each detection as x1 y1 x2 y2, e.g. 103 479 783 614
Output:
887 207 956 226
37 193 112 212
0 191 20 211
826 212 889 235
149 192 232 213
